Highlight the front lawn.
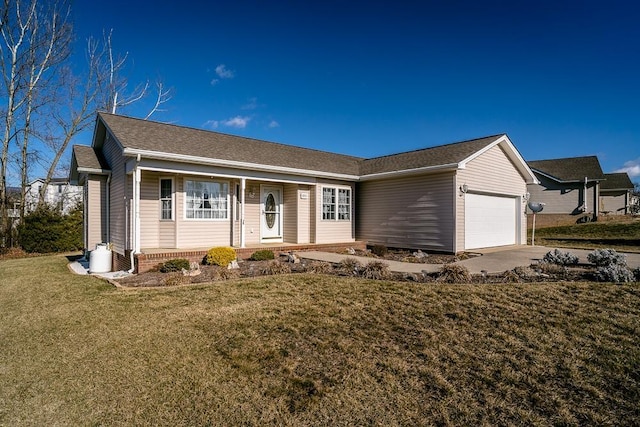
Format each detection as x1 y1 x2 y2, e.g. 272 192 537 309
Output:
1 255 638 425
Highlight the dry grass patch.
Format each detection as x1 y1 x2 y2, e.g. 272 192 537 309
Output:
1 255 639 425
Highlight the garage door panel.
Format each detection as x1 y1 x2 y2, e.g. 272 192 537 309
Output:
465 193 517 250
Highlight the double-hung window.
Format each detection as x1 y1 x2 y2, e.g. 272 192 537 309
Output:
159 178 173 220
185 179 228 219
322 186 351 221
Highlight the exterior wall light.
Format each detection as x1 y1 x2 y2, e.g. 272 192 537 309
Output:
459 184 469 194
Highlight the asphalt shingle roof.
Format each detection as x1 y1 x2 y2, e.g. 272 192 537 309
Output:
528 156 605 182
96 113 513 178
73 145 110 171
359 135 504 175
99 113 363 176
601 172 633 190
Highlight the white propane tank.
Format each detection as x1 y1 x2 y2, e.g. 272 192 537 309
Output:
89 243 112 273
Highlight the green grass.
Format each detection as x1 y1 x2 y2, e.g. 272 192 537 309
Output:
532 218 640 252
1 255 639 425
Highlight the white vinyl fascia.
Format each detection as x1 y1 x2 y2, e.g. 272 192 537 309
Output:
122 148 360 181
77 167 110 175
359 163 460 181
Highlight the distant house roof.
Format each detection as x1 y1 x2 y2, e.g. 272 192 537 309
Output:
528 156 605 183
72 112 537 183
601 172 634 190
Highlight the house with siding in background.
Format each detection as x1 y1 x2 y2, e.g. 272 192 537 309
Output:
526 156 606 227
599 172 634 215
70 113 537 272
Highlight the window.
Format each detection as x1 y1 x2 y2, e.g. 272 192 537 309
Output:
338 188 351 220
160 178 173 220
185 179 228 219
322 187 351 221
322 188 335 220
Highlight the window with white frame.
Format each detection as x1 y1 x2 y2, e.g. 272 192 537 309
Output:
185 179 228 219
159 178 173 220
322 186 351 220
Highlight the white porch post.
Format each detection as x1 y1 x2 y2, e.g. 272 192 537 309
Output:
240 177 246 248
134 167 141 253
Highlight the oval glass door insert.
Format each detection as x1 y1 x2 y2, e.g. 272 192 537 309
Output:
265 193 276 228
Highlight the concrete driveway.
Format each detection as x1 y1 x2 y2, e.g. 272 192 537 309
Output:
297 246 640 275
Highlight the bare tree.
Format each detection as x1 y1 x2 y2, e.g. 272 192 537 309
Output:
36 29 172 206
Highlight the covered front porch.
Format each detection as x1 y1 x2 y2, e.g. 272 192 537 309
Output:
135 241 366 273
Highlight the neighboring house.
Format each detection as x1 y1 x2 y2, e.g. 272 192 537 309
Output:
24 178 83 214
599 172 634 215
70 113 537 272
526 156 605 225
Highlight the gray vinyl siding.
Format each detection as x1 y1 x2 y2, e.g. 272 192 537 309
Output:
456 145 528 251
600 192 628 215
314 180 355 244
101 133 127 255
86 175 107 250
357 172 455 251
527 176 599 215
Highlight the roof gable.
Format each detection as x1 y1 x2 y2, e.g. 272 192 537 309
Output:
528 156 605 182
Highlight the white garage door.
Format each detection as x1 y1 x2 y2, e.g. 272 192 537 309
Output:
465 193 517 250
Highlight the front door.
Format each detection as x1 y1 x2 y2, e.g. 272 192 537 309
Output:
261 186 283 241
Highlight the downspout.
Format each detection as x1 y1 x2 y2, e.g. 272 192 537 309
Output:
105 172 111 246
583 176 588 212
240 178 246 248
128 154 141 273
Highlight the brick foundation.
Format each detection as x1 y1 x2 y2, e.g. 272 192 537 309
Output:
134 241 367 273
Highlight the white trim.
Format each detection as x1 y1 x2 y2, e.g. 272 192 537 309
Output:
182 177 230 222
459 135 539 184
359 163 460 181
134 166 141 254
123 148 360 181
320 184 352 222
159 177 175 221
240 178 246 248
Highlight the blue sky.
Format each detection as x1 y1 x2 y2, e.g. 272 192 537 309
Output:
71 0 640 180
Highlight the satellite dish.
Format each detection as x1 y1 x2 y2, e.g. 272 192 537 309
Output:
528 201 545 213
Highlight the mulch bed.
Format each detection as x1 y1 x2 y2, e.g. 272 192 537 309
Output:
114 249 602 288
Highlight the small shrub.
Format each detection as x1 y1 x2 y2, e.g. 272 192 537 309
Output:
17 205 83 253
437 264 471 284
338 257 362 276
543 249 579 266
163 273 191 286
205 246 237 267
213 268 241 281
634 267 640 282
306 261 332 274
587 248 627 267
594 264 635 283
370 244 388 257
249 250 275 261
362 260 391 280
536 261 567 276
501 270 521 283
261 261 292 275
159 258 190 273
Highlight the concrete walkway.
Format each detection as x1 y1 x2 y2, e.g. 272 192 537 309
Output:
296 246 640 274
